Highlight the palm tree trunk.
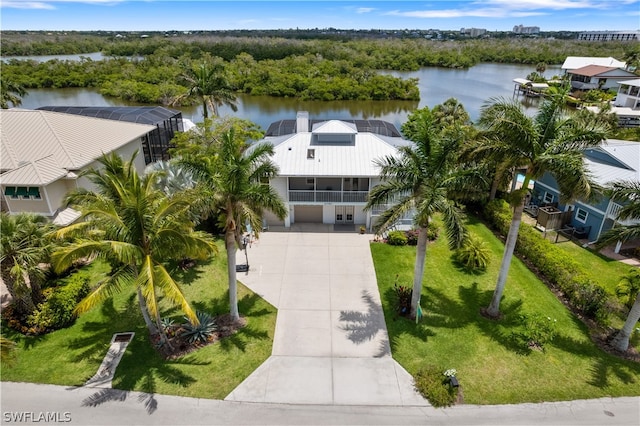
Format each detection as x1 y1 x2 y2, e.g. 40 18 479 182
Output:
136 287 158 336
489 176 500 201
202 98 209 119
152 303 172 350
487 198 525 317
410 225 429 318
611 293 640 352
225 230 240 321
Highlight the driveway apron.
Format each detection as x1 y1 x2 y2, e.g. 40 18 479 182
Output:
225 225 429 406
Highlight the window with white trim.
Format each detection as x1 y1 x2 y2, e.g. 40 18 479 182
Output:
575 208 588 223
543 192 554 203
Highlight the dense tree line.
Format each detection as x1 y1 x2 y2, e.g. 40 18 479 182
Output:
2 32 637 105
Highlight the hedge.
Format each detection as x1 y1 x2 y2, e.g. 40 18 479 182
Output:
483 199 615 325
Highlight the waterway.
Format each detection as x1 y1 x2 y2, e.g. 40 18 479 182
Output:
15 58 562 130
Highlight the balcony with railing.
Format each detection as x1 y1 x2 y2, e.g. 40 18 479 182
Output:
288 190 368 203
607 201 640 226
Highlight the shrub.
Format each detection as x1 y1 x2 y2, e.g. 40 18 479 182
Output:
414 365 457 407
513 313 558 351
483 199 613 325
405 229 419 246
387 230 408 246
454 234 491 272
27 272 92 332
181 311 217 344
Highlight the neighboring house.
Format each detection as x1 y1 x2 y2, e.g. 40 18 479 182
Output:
561 56 626 73
567 65 638 91
260 112 411 230
0 109 156 225
585 79 640 128
36 106 188 163
532 140 640 245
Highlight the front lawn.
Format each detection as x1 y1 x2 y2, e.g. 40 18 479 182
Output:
371 218 640 405
1 242 276 400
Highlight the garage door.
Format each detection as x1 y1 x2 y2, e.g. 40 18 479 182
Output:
294 205 323 223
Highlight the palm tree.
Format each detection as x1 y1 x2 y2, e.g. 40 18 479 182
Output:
365 107 483 318
596 180 640 248
51 152 217 346
610 268 640 352
172 59 237 119
477 93 608 318
0 213 53 315
0 77 27 109
178 128 287 322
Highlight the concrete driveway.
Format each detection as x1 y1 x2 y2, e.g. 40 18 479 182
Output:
225 225 428 406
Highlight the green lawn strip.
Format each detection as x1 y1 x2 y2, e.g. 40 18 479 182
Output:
1 241 276 400
372 218 640 405
547 239 633 296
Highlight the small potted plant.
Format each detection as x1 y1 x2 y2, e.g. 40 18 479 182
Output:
359 226 366 234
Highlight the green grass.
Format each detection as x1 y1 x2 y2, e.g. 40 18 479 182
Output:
1 242 276 399
548 239 634 296
372 218 640 405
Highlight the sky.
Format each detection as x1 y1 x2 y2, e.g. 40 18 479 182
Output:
1 0 638 32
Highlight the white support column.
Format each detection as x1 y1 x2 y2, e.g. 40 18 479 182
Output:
615 240 623 254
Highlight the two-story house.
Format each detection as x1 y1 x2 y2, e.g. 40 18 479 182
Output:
532 140 640 249
260 112 411 230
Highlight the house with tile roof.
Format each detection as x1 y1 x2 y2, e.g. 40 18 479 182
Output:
567 65 637 91
0 109 156 225
260 112 411 230
532 140 640 244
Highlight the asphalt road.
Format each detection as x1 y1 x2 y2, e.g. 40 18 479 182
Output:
1 382 639 426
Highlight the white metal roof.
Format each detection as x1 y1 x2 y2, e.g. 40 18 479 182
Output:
0 155 67 185
269 130 404 177
311 120 358 134
619 79 640 87
561 56 626 70
0 109 155 185
585 140 640 186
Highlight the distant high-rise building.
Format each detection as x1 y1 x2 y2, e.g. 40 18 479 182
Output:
513 25 540 34
578 31 639 42
460 27 487 37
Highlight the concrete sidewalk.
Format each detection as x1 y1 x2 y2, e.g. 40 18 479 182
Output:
2 382 638 425
225 226 427 406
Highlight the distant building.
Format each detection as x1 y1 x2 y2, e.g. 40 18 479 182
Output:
513 25 540 34
460 27 486 37
561 56 626 73
578 31 639 42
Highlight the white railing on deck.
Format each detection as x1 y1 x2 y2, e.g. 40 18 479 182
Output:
288 190 368 203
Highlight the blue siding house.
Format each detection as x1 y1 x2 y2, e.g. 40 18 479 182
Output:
531 140 640 243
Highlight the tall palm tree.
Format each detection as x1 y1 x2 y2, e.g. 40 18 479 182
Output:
179 128 287 322
477 93 608 318
0 213 53 315
0 77 27 109
172 60 237 119
366 107 483 318
52 152 217 346
610 268 640 352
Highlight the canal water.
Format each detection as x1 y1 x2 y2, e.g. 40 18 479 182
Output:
14 57 561 130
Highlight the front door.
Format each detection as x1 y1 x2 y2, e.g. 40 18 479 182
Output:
335 206 354 224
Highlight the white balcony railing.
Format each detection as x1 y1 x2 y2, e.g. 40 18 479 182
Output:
288 190 368 203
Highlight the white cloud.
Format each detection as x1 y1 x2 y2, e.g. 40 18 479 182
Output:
387 8 545 19
1 0 124 9
356 7 375 14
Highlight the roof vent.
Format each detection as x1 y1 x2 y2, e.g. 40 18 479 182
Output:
307 149 315 159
